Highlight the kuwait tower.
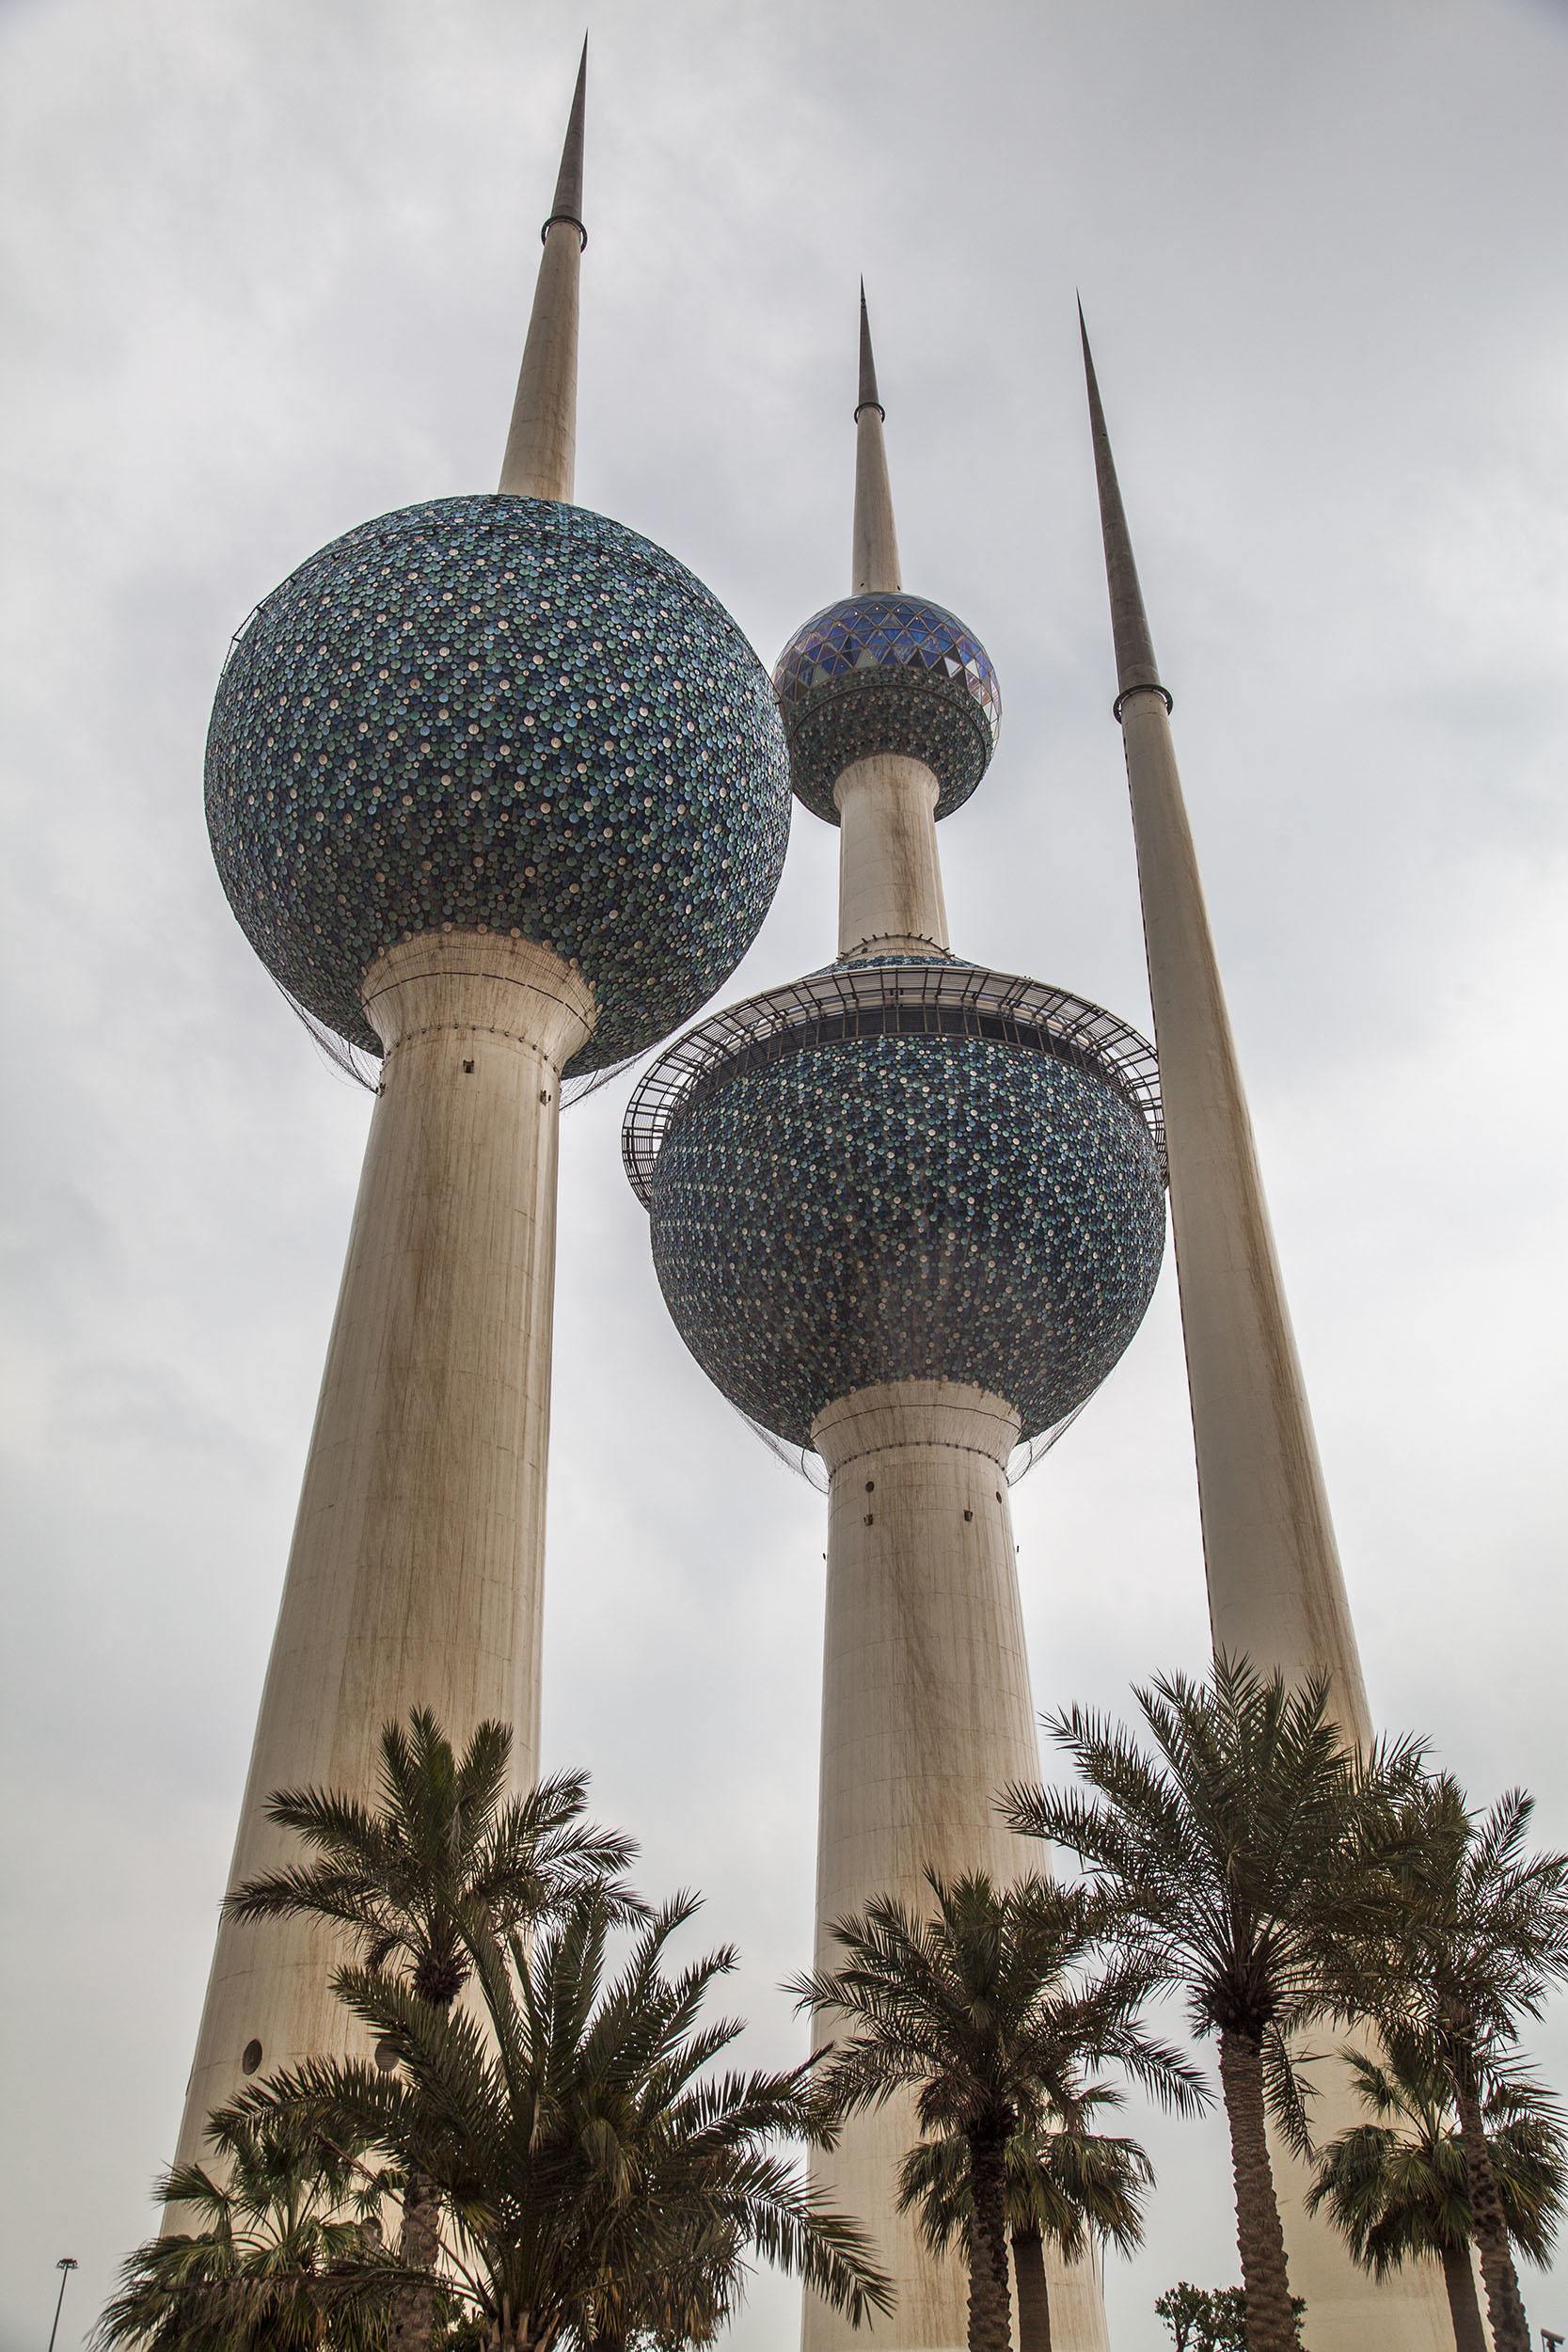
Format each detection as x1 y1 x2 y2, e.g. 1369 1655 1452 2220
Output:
623 294 1166 2352
178 48 790 2162
1081 318 1451 2347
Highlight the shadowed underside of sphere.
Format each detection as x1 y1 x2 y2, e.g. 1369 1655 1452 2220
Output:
206 496 791 1073
643 1016 1165 1450
773 594 1001 824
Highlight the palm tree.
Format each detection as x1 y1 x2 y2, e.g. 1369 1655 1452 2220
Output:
1005 1656 1426 2352
575 2211 741 2351
1306 2034 1565 2352
790 1869 1206 2352
232 1888 891 2352
226 1708 641 2348
97 2109 389 2351
899 2085 1154 2352
226 1709 641 2008
1323 1775 1568 2352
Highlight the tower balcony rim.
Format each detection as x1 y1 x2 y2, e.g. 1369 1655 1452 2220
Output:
621 957 1164 1209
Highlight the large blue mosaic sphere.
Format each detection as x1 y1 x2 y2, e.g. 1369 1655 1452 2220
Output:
773 594 1001 824
639 968 1165 1449
206 495 791 1073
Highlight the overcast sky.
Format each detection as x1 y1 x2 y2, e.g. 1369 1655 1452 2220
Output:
3 2 1567 2347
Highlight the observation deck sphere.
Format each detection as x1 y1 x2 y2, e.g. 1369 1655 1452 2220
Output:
774 594 1001 824
207 495 791 1073
640 961 1165 1448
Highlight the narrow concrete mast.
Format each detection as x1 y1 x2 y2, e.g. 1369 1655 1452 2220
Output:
499 34 587 501
626 290 1159 2348
172 60 602 2170
1080 310 1370 1734
803 298 1111 2352
836 286 950 961
851 280 901 594
1081 318 1452 2352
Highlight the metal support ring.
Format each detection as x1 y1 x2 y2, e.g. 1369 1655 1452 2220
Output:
1113 681 1174 722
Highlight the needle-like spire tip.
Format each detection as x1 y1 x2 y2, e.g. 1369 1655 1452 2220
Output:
1079 301 1166 710
499 39 587 502
543 34 588 247
851 282 899 591
856 278 884 421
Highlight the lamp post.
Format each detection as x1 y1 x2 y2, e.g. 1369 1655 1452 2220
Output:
45 2259 77 2352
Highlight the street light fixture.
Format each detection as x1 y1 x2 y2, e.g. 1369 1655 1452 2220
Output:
46 2258 78 2352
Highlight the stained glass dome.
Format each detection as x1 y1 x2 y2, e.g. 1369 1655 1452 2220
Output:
772 593 1001 823
207 495 791 1074
626 957 1165 1449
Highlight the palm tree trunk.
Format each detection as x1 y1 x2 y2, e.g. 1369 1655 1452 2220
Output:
964 2125 1016 2352
486 2300 531 2352
1451 2066 1530 2352
1439 2244 1487 2352
1216 2026 1300 2352
1011 2225 1053 2352
389 2173 442 2352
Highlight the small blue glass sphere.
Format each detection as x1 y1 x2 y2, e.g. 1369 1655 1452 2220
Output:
206 495 791 1073
772 594 1001 824
640 967 1164 1449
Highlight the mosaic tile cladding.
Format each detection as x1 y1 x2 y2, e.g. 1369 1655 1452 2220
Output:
645 1022 1166 1449
773 594 1001 823
206 495 792 1073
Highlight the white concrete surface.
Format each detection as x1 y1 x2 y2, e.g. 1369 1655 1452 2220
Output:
802 1380 1109 2352
834 753 950 959
1117 687 1450 2348
853 400 903 597
499 217 580 503
172 930 596 2169
1118 689 1369 1735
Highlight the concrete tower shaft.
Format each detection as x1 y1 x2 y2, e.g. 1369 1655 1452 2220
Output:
841 289 943 955
810 1385 1109 2352
1081 315 1450 2352
790 308 1117 2352
175 934 594 2168
175 57 610 2176
626 301 1168 2352
851 279 902 597
629 970 1157 2352
1080 308 1370 1740
176 47 790 2179
499 37 587 501
775 295 1002 987
834 751 948 957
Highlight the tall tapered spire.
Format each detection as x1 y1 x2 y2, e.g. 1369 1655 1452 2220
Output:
855 278 882 420
1081 312 1372 1712
851 282 901 595
1083 326 1467 2345
1079 302 1164 707
544 35 588 244
1081 309 1369 1737
499 39 588 502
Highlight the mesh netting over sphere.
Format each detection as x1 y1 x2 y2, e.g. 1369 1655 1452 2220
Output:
207 496 791 1073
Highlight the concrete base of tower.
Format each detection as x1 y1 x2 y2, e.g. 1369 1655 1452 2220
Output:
170 930 595 2177
800 1379 1109 2352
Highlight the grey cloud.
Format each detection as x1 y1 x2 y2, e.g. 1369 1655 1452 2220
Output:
3 3 1566 2347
